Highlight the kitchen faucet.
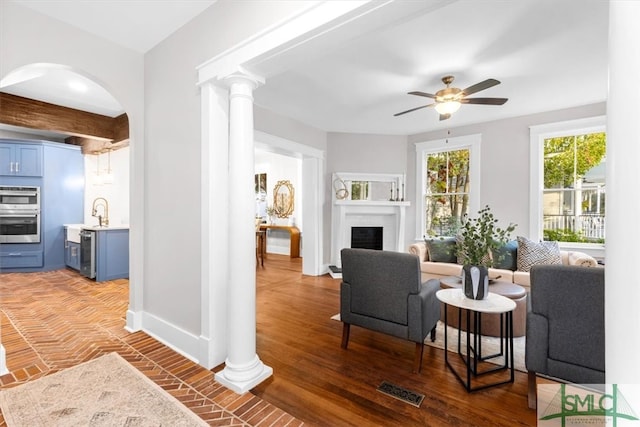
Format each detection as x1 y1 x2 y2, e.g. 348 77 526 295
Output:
91 197 109 227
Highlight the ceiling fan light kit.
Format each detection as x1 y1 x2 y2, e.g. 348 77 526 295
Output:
434 100 461 115
394 75 508 120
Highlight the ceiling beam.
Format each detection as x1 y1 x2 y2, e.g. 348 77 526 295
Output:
0 92 129 144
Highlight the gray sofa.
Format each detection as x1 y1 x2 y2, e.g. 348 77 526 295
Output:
525 264 605 408
340 248 441 373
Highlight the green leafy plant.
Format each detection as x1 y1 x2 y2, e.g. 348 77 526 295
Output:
457 205 516 267
543 228 604 244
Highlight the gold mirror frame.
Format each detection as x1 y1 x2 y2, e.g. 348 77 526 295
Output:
273 180 294 218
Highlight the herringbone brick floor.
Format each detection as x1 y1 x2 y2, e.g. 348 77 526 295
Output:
0 269 302 426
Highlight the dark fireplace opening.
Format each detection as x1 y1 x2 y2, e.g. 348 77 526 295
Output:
351 226 383 250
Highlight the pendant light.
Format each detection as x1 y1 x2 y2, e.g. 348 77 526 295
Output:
102 149 114 184
94 151 103 186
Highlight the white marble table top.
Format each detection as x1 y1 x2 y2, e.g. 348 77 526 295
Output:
436 288 516 314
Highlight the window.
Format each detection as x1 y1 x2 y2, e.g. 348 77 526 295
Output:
530 117 606 246
415 135 480 238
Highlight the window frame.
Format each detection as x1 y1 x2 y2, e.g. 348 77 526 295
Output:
415 134 481 240
529 116 606 252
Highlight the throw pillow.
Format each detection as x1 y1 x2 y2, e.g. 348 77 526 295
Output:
516 236 562 272
491 240 518 271
424 237 457 263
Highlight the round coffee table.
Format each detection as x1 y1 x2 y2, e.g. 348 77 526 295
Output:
439 276 527 337
436 288 516 392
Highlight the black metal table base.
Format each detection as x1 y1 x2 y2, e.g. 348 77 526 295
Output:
444 304 515 392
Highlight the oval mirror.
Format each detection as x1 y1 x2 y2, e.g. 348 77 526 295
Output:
273 180 294 218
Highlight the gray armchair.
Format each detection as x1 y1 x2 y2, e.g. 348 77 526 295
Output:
340 248 441 373
526 265 605 408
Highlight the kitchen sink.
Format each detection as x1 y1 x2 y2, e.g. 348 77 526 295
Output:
66 225 83 243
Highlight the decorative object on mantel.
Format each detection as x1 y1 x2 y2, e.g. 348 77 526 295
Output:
457 205 516 300
332 172 406 203
273 180 294 218
333 177 349 200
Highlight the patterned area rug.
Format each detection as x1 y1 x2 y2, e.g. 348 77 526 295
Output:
0 352 208 427
331 315 526 372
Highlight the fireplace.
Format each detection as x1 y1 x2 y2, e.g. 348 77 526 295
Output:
329 172 410 274
351 226 383 250
331 200 409 269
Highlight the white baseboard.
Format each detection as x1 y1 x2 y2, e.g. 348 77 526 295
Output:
140 312 201 365
266 244 289 256
125 309 142 332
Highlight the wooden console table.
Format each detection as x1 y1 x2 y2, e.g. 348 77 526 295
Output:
259 224 301 258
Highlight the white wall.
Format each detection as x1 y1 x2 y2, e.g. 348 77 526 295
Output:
254 105 327 152
325 132 408 262
1 1 145 327
406 102 607 247
84 147 130 226
255 150 302 255
143 1 316 337
255 150 302 225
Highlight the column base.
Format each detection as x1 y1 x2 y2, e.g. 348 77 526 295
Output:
215 355 273 394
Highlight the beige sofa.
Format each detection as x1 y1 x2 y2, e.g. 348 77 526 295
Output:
408 241 598 293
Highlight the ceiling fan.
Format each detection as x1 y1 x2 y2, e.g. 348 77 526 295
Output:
394 75 508 120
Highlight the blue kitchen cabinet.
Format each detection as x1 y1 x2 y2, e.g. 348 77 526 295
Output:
41 143 84 271
65 241 81 271
0 141 43 176
0 249 43 269
0 139 83 273
95 228 129 281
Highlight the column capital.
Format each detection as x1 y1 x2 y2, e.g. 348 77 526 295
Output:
222 67 265 90
198 66 265 91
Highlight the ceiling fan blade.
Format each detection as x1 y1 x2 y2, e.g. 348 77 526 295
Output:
460 97 508 105
461 79 500 96
393 104 434 116
408 91 437 99
439 113 451 121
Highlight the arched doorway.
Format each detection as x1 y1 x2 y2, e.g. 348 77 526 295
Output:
0 63 135 373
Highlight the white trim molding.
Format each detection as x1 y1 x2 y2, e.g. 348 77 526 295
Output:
142 312 201 364
414 134 481 240
529 116 606 254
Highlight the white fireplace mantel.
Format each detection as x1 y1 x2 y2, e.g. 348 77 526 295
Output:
330 200 410 268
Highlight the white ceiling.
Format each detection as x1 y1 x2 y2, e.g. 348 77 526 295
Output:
9 0 218 54
2 0 609 137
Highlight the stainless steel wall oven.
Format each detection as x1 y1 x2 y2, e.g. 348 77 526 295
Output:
0 186 41 243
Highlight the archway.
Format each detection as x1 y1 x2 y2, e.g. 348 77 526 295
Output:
0 63 137 373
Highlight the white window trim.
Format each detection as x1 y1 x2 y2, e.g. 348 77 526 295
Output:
529 116 606 254
415 134 481 240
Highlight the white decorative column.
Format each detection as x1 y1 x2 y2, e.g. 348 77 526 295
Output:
606 1 640 384
214 70 273 393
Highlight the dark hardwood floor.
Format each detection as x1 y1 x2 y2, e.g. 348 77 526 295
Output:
253 254 537 426
1 254 538 426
